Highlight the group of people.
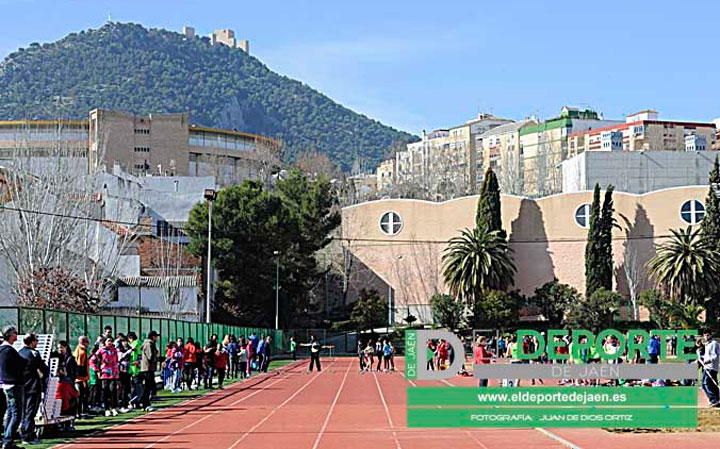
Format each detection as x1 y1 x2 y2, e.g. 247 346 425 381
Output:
0 324 280 449
357 337 396 373
443 328 720 407
161 332 274 393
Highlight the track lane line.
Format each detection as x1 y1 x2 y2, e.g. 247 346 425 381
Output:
225 359 338 449
311 359 353 449
55 361 305 449
373 371 402 449
534 428 583 449
144 374 290 448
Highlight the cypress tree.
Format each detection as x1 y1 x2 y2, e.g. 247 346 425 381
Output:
701 156 720 330
585 184 603 297
599 185 616 291
476 167 504 237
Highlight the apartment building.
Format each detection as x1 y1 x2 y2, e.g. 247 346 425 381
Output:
475 119 537 193
567 110 716 156
376 158 395 191
387 114 512 199
518 107 622 196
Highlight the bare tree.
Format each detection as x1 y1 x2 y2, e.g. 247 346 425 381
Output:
0 124 139 311
499 148 524 195
294 150 341 179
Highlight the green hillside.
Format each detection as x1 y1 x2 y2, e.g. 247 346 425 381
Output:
0 22 415 170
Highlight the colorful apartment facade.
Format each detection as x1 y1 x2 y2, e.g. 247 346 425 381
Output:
567 110 716 156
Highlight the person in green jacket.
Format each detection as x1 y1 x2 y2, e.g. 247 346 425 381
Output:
289 337 297 361
127 332 143 409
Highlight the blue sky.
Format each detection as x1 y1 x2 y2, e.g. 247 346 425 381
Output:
1 0 719 134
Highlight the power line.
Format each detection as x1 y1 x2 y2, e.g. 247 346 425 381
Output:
0 204 683 245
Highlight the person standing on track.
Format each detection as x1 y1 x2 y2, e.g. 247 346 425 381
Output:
289 336 297 361
308 335 322 372
239 340 248 379
474 336 491 387
375 339 384 372
93 336 120 417
227 335 239 379
261 336 272 373
183 337 197 390
699 328 720 407
19 333 49 446
73 336 90 417
140 331 159 411
214 343 229 389
204 337 217 389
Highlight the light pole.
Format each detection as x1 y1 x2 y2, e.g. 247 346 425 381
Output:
273 250 280 330
204 189 217 324
390 255 404 327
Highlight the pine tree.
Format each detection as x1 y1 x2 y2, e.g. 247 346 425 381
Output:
701 156 720 330
476 167 504 237
585 184 603 297
599 185 616 290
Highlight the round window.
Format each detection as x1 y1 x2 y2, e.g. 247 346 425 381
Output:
680 200 705 225
379 211 403 236
574 204 591 228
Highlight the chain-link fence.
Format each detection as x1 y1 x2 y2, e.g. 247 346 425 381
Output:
0 306 286 354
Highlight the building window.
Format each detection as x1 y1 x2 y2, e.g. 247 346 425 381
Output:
680 200 705 225
575 204 591 228
379 211 403 236
134 146 151 153
134 129 150 135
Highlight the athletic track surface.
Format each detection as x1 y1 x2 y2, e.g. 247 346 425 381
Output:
54 357 720 449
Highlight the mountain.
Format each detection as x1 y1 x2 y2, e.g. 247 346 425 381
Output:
0 22 416 170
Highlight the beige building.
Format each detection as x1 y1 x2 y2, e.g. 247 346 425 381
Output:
567 110 716 155
88 109 279 186
376 159 395 191
342 186 710 323
387 114 512 199
0 120 89 157
476 119 537 194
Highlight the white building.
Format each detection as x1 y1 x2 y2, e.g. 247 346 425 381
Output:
562 150 718 194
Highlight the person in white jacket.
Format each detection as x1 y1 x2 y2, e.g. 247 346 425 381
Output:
699 329 720 407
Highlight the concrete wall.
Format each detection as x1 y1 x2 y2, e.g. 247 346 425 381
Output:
112 285 200 320
342 186 709 322
563 150 718 194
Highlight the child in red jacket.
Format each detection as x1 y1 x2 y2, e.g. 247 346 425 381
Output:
214 344 229 389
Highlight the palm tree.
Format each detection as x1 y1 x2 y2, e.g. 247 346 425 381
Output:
442 227 516 303
648 227 720 304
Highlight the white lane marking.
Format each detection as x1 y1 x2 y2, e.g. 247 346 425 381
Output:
226 360 338 449
373 371 402 449
466 431 491 449
535 428 583 449
311 360 354 449
53 367 293 449
145 371 294 449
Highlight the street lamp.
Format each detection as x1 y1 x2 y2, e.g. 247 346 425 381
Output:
204 188 217 324
273 250 280 330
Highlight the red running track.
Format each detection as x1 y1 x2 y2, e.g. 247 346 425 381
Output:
55 357 720 449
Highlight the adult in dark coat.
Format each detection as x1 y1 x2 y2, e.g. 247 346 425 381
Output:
19 333 50 444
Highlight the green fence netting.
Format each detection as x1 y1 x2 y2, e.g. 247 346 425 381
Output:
1 307 287 353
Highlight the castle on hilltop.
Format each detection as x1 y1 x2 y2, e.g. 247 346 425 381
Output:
182 26 249 53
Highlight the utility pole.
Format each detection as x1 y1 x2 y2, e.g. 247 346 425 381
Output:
204 189 217 324
274 250 280 330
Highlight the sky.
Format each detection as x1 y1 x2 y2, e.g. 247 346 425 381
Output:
1 0 719 134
